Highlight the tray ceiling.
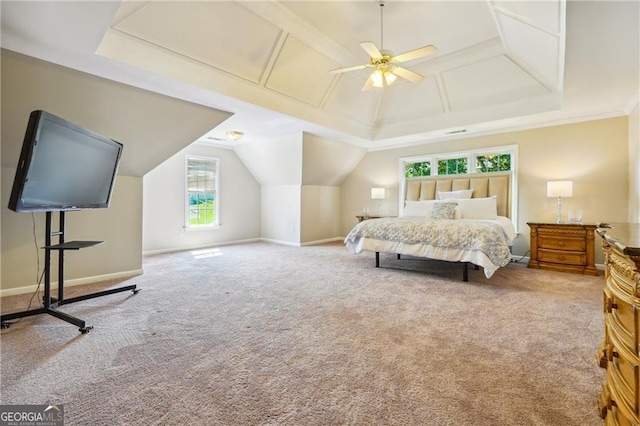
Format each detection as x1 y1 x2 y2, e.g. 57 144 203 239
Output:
2 1 637 149
96 0 566 144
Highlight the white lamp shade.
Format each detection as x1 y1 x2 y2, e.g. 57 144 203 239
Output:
371 188 386 199
547 181 573 198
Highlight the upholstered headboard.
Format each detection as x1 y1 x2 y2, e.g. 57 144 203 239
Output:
403 171 512 218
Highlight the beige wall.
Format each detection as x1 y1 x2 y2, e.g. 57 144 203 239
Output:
235 132 365 245
143 143 261 253
301 185 341 244
341 117 629 265
0 50 230 294
1 172 143 295
261 185 301 245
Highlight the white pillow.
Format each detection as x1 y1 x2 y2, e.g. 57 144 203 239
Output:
402 200 437 217
456 197 498 220
437 189 474 200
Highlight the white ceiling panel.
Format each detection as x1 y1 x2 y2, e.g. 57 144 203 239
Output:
443 55 549 112
114 1 282 84
493 0 561 34
495 9 562 87
376 77 445 127
323 72 380 127
265 35 340 106
281 1 498 61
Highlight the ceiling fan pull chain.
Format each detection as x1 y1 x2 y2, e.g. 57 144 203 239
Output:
380 1 385 49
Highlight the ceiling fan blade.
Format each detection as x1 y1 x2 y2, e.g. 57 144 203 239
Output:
361 75 374 91
394 45 437 63
360 41 382 59
392 67 424 83
329 64 369 74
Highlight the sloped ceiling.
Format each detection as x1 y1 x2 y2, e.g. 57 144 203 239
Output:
1 50 231 177
96 0 566 145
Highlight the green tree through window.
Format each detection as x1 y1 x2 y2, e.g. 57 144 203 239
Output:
186 157 219 227
476 154 511 172
405 161 431 177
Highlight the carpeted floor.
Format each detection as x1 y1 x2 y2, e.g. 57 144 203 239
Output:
1 241 604 425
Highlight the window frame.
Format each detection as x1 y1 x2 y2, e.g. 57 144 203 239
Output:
398 145 518 226
184 155 220 230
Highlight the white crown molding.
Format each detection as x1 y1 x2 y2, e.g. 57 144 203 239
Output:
624 90 640 113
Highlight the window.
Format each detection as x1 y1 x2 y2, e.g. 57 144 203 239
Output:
399 145 518 226
476 153 511 172
185 156 219 229
402 145 516 178
404 161 431 177
437 157 468 175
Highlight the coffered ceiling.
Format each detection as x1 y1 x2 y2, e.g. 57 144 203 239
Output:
1 1 638 149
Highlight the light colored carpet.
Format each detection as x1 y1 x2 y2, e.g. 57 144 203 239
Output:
1 241 604 425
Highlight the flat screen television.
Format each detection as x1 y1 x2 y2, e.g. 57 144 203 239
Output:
8 110 123 212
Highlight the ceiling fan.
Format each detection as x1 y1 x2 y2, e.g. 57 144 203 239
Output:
329 1 437 91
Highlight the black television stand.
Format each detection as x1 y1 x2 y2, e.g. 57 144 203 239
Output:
1 211 139 333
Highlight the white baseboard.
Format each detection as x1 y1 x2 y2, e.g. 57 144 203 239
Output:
260 238 301 247
0 269 143 297
509 255 605 271
301 237 343 246
143 236 342 254
143 238 262 256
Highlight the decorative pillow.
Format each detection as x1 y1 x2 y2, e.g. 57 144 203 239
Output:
437 189 474 200
456 197 498 220
402 200 437 217
429 201 458 219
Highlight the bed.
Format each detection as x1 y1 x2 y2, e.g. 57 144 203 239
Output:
344 171 517 280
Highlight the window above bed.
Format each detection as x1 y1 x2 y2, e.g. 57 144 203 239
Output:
403 146 516 178
399 145 518 230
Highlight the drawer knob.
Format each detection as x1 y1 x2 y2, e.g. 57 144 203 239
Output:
598 388 609 419
605 298 618 313
598 386 616 419
607 345 619 362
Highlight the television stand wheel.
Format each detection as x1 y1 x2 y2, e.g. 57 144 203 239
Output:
133 289 141 295
1 322 10 329
79 325 93 334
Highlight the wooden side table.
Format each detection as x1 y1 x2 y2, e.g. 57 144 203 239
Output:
527 222 598 275
356 215 382 222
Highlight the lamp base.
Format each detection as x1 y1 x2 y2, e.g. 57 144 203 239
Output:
556 196 563 223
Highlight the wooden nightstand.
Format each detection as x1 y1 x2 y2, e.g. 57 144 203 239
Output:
356 215 382 222
527 222 598 275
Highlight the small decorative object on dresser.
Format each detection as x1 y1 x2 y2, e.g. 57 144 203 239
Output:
596 223 640 424
527 222 598 275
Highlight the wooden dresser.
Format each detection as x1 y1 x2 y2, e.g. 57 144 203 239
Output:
527 222 598 275
596 224 640 425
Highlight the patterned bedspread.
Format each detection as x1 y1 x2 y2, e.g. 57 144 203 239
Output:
344 217 513 275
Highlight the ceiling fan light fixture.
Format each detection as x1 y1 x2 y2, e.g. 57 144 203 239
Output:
371 68 397 88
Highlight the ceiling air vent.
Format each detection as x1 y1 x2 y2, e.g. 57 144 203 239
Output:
445 129 467 135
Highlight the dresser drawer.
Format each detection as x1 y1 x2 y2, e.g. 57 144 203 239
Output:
538 248 586 266
607 360 640 424
538 235 586 251
605 332 640 412
606 280 640 353
601 381 640 425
